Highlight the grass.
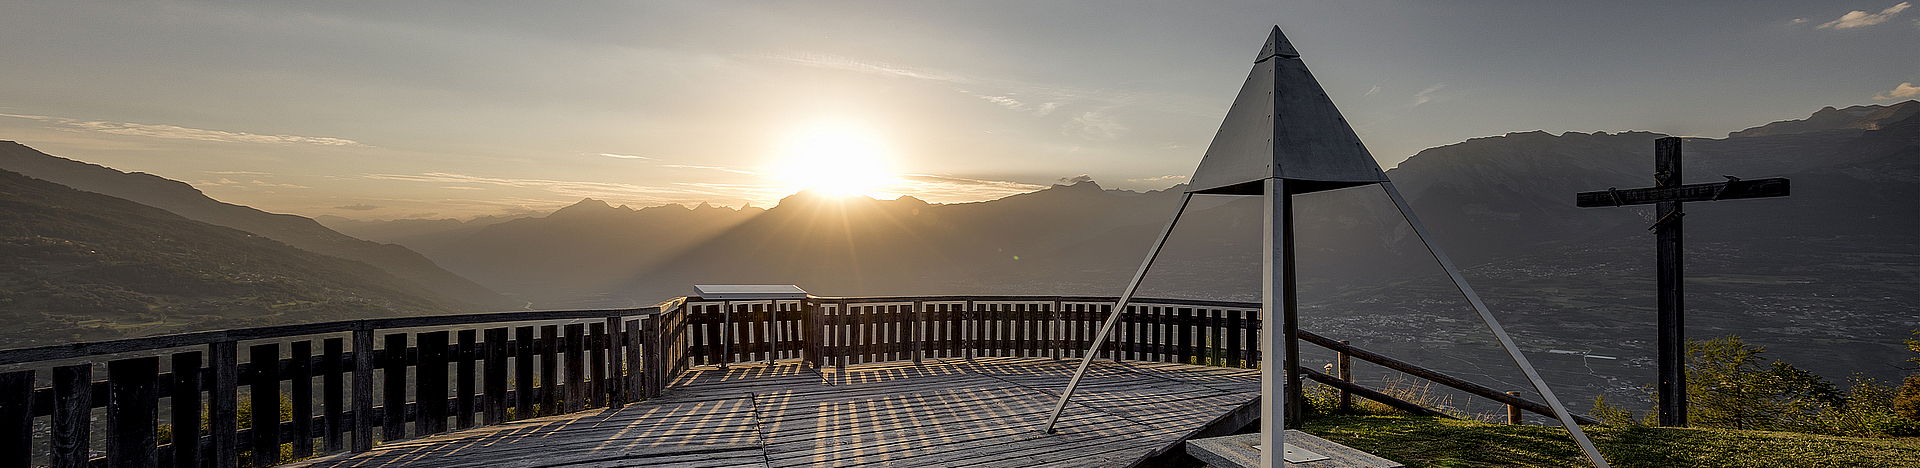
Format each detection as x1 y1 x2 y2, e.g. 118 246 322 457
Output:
1298 415 1920 468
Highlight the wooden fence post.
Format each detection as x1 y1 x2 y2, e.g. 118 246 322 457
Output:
251 343 280 468
322 338 344 453
643 316 662 399
211 341 240 468
588 322 607 409
912 301 925 365
290 340 313 459
483 328 509 425
622 319 642 404
457 330 477 429
351 329 374 452
52 363 90 468
0 370 32 468
1507 391 1523 425
538 325 558 417
172 352 204 468
415 331 447 436
382 333 407 442
606 316 626 409
564 324 585 413
514 326 535 419
106 357 160 468
1338 340 1352 413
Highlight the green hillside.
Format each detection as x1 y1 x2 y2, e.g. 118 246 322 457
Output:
0 169 465 348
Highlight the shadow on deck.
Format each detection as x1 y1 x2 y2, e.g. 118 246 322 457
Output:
287 357 1259 468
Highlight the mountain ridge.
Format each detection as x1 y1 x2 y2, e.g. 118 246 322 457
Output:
0 142 517 311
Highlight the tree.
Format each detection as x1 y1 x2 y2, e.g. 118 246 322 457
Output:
1685 335 1841 431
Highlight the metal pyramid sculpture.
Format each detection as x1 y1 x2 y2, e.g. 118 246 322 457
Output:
1041 26 1611 468
1188 27 1388 196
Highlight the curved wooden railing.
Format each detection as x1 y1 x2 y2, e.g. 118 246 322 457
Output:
0 294 1586 468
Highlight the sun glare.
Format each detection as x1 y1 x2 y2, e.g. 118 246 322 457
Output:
774 122 897 198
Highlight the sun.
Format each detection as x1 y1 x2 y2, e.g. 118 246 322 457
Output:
772 122 897 197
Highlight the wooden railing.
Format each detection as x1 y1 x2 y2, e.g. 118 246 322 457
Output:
0 294 1588 468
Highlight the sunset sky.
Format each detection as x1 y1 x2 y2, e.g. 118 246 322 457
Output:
2 1 1914 220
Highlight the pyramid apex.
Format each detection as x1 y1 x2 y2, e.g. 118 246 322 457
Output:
1257 25 1300 62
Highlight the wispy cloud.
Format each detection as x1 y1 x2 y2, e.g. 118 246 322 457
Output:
1128 175 1189 182
752 51 1204 133
197 178 308 189
1067 111 1127 140
364 172 706 202
0 113 368 147
335 204 380 211
204 170 272 176
884 174 1046 203
659 164 764 176
599 153 652 160
1411 84 1446 107
1875 82 1920 100
1789 18 1809 25
754 52 974 84
1819 2 1909 29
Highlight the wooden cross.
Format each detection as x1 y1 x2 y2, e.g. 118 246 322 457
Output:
1575 136 1790 427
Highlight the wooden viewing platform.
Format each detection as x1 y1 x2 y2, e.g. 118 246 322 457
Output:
0 295 1573 468
287 356 1259 468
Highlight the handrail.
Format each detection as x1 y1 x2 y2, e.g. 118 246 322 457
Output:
0 307 661 366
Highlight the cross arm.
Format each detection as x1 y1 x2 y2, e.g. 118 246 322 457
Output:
1576 177 1789 207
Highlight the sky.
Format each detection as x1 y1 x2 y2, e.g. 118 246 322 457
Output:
1 1 1915 220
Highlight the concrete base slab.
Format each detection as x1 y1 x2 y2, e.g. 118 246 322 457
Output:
1185 431 1403 468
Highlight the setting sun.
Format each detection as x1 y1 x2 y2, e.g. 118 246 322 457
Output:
773 122 897 197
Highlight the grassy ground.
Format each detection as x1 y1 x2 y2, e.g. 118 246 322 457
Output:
1298 415 1920 468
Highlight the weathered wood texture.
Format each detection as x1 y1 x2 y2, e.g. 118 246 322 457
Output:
283 357 1260 468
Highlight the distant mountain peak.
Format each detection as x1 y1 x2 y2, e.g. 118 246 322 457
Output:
1729 100 1919 138
547 198 630 219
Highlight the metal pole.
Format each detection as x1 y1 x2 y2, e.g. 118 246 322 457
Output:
1379 181 1610 468
1042 193 1195 434
1260 178 1288 467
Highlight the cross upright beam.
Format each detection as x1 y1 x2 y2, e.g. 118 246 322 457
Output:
1653 138 1686 427
1574 136 1791 427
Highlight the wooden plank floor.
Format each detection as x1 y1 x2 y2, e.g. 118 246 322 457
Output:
287 356 1260 468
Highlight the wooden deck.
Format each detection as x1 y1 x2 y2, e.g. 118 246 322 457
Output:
287 356 1259 468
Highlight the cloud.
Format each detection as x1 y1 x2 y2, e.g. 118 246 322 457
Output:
756 51 1198 120
1057 174 1095 185
365 172 703 200
884 174 1045 203
335 204 381 211
1819 2 1909 29
756 52 973 84
1128 175 1189 182
659 164 764 176
1411 84 1446 107
204 170 271 176
196 178 307 189
250 180 308 188
1875 82 1920 100
599 153 652 160
1365 86 1382 96
1067 111 1127 140
1789 18 1808 25
0 113 369 147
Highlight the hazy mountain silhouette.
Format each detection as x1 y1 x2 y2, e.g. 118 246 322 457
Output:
0 168 470 348
359 102 1915 409
0 142 516 311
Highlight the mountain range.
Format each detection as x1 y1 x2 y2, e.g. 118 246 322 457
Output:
323 100 1917 410
0 141 518 311
0 168 474 347
1 101 1912 412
